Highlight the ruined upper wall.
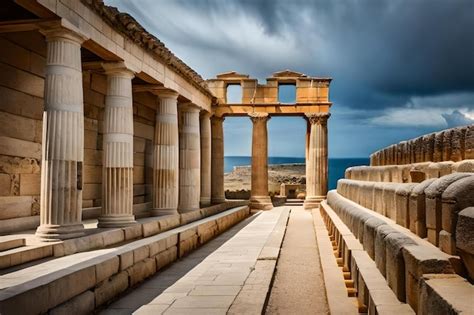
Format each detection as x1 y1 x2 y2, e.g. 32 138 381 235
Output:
370 125 474 166
207 70 332 117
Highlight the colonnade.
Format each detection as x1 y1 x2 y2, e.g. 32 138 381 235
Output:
34 27 330 241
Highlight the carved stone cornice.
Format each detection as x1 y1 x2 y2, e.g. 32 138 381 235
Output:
306 112 331 125
249 112 270 123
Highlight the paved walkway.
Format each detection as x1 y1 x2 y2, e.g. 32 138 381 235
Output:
266 206 330 314
101 207 288 315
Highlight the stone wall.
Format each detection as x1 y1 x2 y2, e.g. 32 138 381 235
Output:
0 31 45 225
370 125 474 166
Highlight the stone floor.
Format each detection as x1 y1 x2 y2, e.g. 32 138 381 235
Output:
266 205 330 314
101 207 288 315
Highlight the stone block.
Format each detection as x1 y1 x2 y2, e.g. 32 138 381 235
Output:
48 266 97 309
394 184 416 228
408 179 435 237
385 232 416 302
455 207 474 279
374 225 397 277
133 245 150 263
441 175 474 234
95 271 129 307
402 245 453 311
96 256 120 283
362 217 386 260
0 195 34 220
418 274 473 315
19 173 40 195
142 220 160 237
49 290 95 315
127 257 156 287
0 111 37 143
0 173 11 196
425 173 472 245
119 251 134 271
123 224 142 241
465 125 474 159
103 229 125 247
156 246 178 270
0 136 41 159
158 215 181 232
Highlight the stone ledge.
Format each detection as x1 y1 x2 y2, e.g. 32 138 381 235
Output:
0 201 249 271
0 205 250 314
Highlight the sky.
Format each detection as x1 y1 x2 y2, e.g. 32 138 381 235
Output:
107 0 474 158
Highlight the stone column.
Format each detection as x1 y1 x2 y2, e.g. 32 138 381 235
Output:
304 112 330 209
200 112 212 207
151 91 179 216
97 63 136 228
178 104 201 213
211 116 226 204
36 28 86 241
249 113 273 210
305 117 310 191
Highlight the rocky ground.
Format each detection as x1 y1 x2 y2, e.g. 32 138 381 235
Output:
224 163 306 194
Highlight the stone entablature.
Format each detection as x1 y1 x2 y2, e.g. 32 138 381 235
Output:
208 70 332 117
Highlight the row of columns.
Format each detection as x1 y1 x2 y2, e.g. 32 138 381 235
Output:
34 26 330 241
35 27 224 241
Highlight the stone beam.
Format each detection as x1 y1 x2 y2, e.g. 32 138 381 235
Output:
213 104 332 117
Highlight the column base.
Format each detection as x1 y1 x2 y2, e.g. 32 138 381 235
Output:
35 223 85 242
250 196 273 210
211 197 226 204
200 197 211 208
150 208 179 216
304 195 326 210
97 214 136 228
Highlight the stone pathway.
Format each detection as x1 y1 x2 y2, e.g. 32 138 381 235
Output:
101 207 288 315
265 206 330 314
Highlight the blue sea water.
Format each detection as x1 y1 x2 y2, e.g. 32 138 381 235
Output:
224 156 369 190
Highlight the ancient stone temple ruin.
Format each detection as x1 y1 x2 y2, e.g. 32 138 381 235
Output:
0 1 472 314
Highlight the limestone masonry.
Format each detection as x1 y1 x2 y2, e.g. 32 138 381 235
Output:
0 1 472 314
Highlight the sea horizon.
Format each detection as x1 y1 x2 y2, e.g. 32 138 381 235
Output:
224 156 369 190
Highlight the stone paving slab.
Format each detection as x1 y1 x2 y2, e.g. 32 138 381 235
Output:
103 207 290 315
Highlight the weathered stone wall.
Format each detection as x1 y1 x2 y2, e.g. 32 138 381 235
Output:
0 31 45 224
370 125 474 166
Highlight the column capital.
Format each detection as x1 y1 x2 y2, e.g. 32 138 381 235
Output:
305 112 331 125
40 21 88 44
249 112 270 123
179 102 200 113
200 111 212 119
102 61 136 78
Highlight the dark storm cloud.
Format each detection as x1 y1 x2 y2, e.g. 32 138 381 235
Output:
106 0 473 156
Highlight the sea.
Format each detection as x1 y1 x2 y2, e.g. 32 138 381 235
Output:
224 156 369 190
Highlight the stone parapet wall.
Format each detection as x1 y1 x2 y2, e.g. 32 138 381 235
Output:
322 194 474 313
320 199 473 314
335 175 474 280
346 160 474 183
370 125 474 166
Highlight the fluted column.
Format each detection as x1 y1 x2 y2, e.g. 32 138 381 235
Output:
151 91 180 216
211 116 226 204
304 112 330 209
178 104 201 213
249 113 273 210
200 112 212 207
97 63 136 228
36 28 86 241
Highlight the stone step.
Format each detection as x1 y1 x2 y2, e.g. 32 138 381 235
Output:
0 238 25 252
0 201 249 272
0 205 250 315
